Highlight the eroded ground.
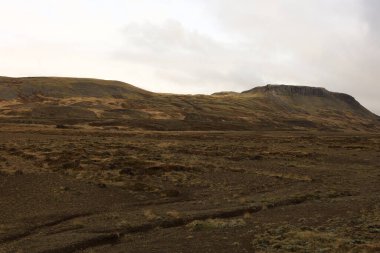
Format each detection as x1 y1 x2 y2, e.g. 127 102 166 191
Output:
0 126 379 252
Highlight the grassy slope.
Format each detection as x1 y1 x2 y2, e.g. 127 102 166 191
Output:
0 76 378 131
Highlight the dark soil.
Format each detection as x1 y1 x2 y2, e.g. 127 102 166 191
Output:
0 127 379 252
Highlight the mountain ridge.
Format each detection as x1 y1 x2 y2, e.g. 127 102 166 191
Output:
241 84 376 118
0 76 378 131
242 84 330 96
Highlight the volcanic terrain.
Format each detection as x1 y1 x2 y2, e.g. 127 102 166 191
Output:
0 77 379 253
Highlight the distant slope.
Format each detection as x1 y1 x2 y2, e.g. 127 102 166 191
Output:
0 77 378 131
0 77 152 100
242 84 377 118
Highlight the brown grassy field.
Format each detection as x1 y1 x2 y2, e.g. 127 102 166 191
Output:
0 126 379 252
1 77 379 132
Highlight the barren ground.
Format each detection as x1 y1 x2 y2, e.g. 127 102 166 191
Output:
0 125 379 252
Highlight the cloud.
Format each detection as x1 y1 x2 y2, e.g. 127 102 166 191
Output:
114 0 380 114
362 0 380 40
116 20 263 93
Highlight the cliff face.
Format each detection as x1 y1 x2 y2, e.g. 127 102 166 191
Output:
244 84 331 97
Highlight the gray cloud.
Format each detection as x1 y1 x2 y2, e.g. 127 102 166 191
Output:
116 20 263 92
114 0 380 114
362 0 380 40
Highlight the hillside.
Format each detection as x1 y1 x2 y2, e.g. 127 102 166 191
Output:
0 77 378 131
1 78 380 252
0 76 151 99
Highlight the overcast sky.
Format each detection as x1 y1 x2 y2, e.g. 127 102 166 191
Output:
0 0 379 114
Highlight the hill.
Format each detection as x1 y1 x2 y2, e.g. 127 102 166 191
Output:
0 77 378 131
0 76 151 99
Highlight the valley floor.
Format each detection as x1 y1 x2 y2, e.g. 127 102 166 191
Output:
0 126 379 252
